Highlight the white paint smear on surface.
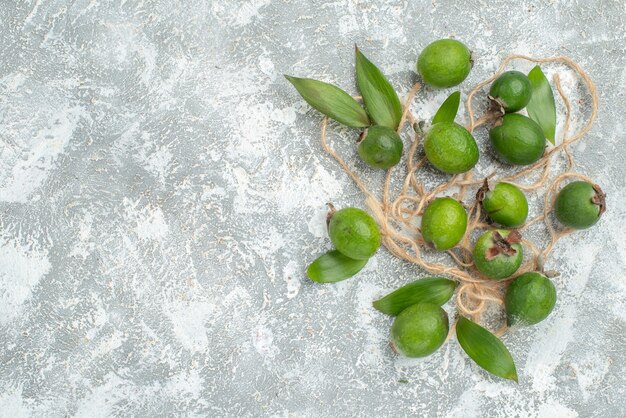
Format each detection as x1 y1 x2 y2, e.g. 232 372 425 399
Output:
0 238 51 325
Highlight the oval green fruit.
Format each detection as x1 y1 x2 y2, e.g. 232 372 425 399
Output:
424 122 479 174
328 207 380 260
481 182 528 228
421 197 467 251
473 229 523 280
489 113 545 165
373 277 457 315
555 181 606 229
417 39 472 88
307 250 368 283
357 126 403 169
489 70 532 113
391 303 449 358
505 272 556 326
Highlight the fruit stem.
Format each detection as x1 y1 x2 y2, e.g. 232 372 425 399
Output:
326 202 336 228
476 178 490 203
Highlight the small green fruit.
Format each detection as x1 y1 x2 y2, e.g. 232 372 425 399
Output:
424 122 479 174
555 181 606 229
489 71 533 113
479 181 528 228
421 197 467 251
417 39 472 88
473 229 523 280
357 126 403 169
489 113 545 165
391 303 449 358
506 272 556 326
328 208 380 260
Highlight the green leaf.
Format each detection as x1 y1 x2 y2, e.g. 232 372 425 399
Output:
456 316 518 382
306 250 368 283
285 75 370 128
527 66 556 144
355 46 403 130
373 277 457 315
432 91 461 125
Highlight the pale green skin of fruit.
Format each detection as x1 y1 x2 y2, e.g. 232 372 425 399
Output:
489 113 545 165
391 303 449 358
421 197 467 251
489 71 532 113
506 272 556 326
482 182 528 228
358 126 403 169
329 208 380 260
417 39 472 88
473 229 523 280
424 122 479 174
555 181 602 229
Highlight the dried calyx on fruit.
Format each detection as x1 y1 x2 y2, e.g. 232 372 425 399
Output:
473 229 523 280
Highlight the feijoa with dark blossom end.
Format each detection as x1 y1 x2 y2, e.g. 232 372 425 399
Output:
479 181 528 228
424 122 479 174
417 39 472 88
357 126 403 169
421 197 467 251
473 229 523 280
391 303 449 358
555 181 606 229
489 71 533 113
489 113 545 165
505 272 556 326
328 208 380 260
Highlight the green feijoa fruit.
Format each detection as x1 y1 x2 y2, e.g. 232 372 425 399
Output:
505 272 556 326
555 181 606 229
421 197 467 251
391 303 449 358
479 181 528 228
357 126 403 169
328 208 380 260
373 277 457 315
489 113 546 165
456 316 518 382
307 250 368 283
489 70 532 113
424 122 479 174
417 39 472 88
473 229 523 280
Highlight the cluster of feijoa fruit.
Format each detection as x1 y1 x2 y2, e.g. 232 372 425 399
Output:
286 39 606 381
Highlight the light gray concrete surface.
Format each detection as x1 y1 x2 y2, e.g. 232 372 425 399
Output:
0 0 625 417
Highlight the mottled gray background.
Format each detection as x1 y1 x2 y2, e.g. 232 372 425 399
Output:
0 0 625 417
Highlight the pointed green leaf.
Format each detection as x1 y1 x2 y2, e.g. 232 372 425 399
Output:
306 250 368 283
373 277 457 315
355 46 403 130
456 316 518 382
432 91 461 125
285 75 370 128
527 66 556 144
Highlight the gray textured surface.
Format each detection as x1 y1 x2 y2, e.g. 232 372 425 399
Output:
0 0 625 417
